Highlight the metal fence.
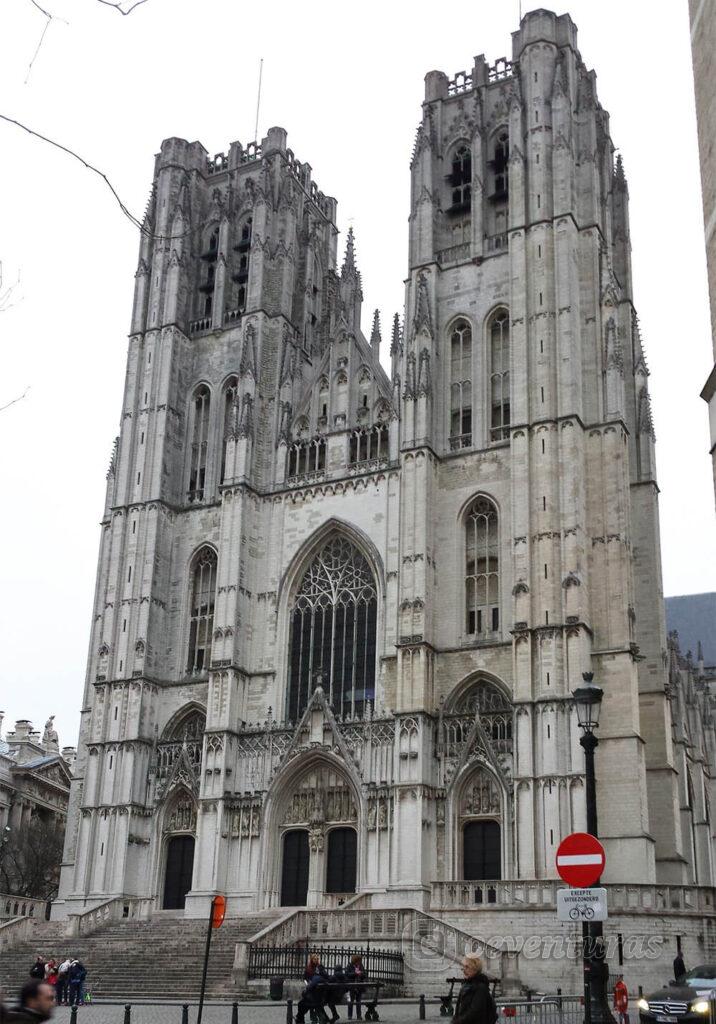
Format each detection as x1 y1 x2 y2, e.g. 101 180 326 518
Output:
494 996 584 1024
248 944 404 986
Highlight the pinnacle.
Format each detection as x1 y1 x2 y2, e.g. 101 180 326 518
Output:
370 309 382 351
341 225 358 277
615 153 628 192
390 312 402 356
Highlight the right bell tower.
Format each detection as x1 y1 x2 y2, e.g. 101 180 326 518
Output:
400 8 683 883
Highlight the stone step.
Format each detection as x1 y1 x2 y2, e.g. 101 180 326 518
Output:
0 912 284 1002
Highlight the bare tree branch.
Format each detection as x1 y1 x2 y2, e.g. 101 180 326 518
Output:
95 0 149 14
0 262 23 312
0 114 190 243
25 0 69 85
0 388 31 414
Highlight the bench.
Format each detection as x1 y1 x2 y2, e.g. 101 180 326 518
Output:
301 980 382 1023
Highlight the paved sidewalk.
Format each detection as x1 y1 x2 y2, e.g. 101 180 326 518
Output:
50 1004 425 1024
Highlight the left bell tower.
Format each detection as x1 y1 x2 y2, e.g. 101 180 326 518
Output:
55 128 340 916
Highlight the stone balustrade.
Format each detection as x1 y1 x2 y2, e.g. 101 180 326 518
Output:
67 895 154 937
0 892 47 921
430 879 716 914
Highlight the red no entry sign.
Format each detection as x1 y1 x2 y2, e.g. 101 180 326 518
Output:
555 832 605 887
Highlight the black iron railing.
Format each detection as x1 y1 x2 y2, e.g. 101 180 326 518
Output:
248 944 404 985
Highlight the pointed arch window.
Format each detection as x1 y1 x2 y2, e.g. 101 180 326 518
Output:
288 535 378 722
491 131 509 199
229 217 252 316
220 376 239 483
449 145 472 214
449 318 472 450
188 385 211 502
186 547 217 675
488 310 510 441
465 497 499 637
199 228 219 318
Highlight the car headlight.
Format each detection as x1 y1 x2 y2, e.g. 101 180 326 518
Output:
637 1000 650 1012
692 1001 710 1015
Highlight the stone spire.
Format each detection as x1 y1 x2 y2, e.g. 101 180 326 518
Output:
341 227 359 281
340 226 363 331
370 309 382 358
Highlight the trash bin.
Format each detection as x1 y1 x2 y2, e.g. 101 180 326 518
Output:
270 976 284 1001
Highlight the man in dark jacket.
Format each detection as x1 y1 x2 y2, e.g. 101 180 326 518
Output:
28 962 44 983
7 979 55 1023
673 951 686 983
454 955 494 1024
67 963 86 1008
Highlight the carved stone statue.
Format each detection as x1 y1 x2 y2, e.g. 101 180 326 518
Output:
42 715 59 753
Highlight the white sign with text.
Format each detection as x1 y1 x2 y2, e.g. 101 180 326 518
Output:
557 887 608 922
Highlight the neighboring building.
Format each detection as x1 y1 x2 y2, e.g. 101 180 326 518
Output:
666 630 716 884
689 0 716 506
52 8 716 990
666 592 716 664
0 715 74 834
0 715 74 916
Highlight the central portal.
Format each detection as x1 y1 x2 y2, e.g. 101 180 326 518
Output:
281 829 310 906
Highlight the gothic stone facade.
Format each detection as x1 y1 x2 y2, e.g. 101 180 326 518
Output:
55 10 716 935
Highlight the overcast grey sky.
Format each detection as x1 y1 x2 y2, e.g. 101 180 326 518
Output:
1 0 714 749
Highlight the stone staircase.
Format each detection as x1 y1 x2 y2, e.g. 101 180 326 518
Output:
0 912 283 1003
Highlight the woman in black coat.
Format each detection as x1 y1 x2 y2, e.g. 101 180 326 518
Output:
454 955 494 1024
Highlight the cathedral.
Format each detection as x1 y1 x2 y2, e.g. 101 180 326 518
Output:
54 8 716 987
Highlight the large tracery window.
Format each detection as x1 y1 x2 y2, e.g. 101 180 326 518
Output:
186 547 217 675
188 385 211 502
489 310 510 441
465 496 499 638
288 536 378 722
449 318 472 450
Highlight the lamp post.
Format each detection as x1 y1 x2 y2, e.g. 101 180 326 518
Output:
573 673 616 1024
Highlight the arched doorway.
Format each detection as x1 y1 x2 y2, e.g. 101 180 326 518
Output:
326 827 357 894
281 829 310 906
463 820 501 880
163 835 195 909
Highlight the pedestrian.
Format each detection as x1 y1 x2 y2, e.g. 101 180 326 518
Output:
614 975 629 1024
6 979 55 1023
346 955 366 1021
28 962 44 983
67 962 86 1009
453 955 497 1024
42 966 57 990
674 950 686 983
55 962 70 1007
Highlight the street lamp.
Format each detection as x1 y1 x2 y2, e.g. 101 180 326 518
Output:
573 672 615 1024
